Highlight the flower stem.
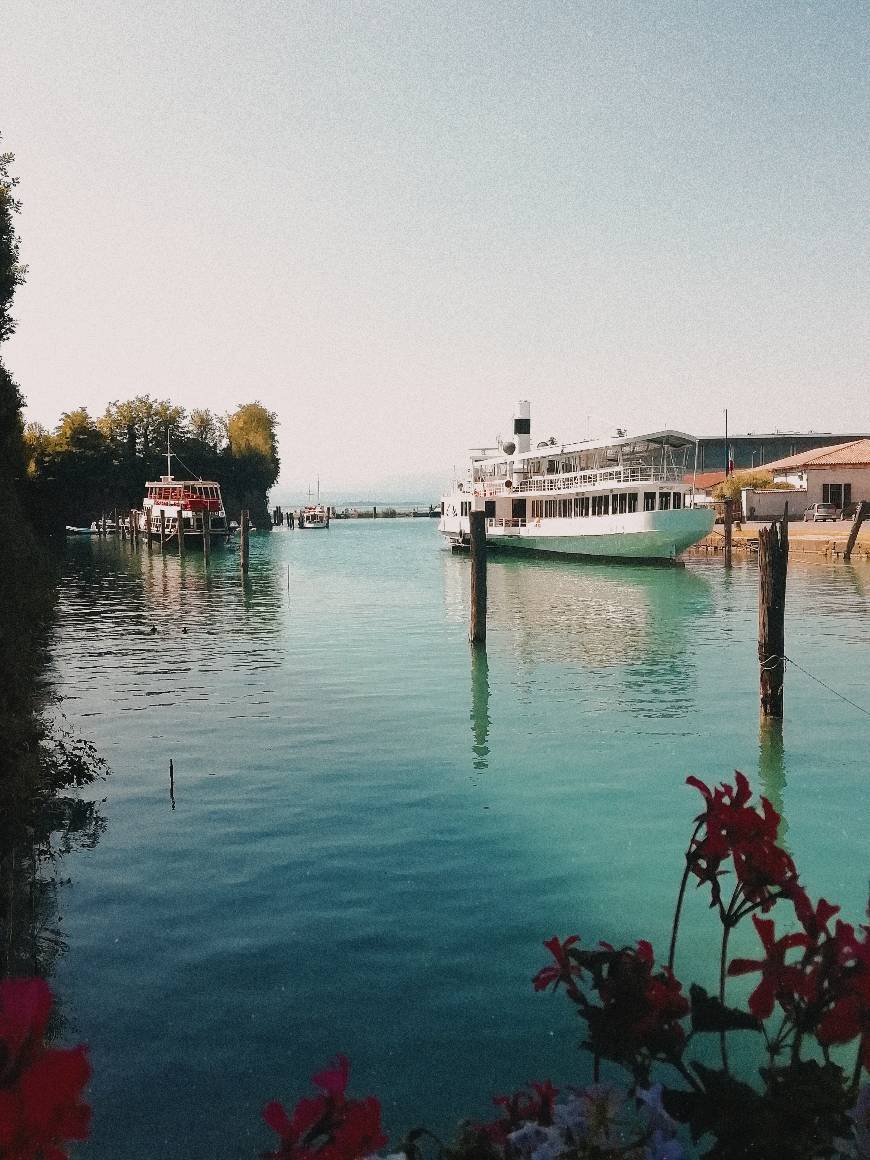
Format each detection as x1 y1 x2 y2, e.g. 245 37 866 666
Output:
849 1042 864 1095
668 823 702 972
719 920 732 1073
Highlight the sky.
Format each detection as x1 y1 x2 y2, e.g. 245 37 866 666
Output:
2 1 869 497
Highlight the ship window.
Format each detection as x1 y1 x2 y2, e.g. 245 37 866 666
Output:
485 500 496 518
643 492 656 512
616 493 628 514
627 493 638 513
672 492 683 509
659 492 671 510
580 496 590 517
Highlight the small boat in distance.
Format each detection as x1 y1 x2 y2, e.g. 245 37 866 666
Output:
439 401 713 562
136 440 228 546
299 479 330 529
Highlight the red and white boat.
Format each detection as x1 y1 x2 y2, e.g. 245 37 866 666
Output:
136 445 228 546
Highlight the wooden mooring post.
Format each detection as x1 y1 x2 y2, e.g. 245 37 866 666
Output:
145 508 152 552
159 509 166 551
723 498 734 566
469 507 487 644
758 509 789 719
843 500 869 562
177 507 185 557
112 507 120 538
203 511 211 563
129 509 137 546
240 509 250 574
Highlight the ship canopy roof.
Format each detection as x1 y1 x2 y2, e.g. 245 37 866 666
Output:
145 476 222 488
469 429 699 465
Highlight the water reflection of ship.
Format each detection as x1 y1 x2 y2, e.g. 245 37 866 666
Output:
445 552 713 720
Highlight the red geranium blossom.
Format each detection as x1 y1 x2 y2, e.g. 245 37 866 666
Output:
532 936 583 996
263 1055 387 1160
728 915 809 1019
686 773 796 911
0 977 91 1160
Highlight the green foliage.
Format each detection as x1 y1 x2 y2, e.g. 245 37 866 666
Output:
25 396 279 528
712 470 784 502
0 138 27 342
227 401 279 467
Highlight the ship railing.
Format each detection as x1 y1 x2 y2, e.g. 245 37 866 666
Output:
486 517 527 529
473 467 681 496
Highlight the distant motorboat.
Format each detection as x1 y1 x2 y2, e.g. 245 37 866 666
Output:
299 505 329 529
298 478 330 529
67 525 98 536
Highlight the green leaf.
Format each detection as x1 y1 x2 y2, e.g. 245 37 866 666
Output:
690 984 762 1033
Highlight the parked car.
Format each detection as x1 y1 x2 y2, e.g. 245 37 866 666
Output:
803 503 840 522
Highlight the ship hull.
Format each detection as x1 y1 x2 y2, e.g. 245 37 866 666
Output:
440 509 713 562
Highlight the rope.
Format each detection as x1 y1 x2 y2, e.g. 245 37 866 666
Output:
760 653 870 717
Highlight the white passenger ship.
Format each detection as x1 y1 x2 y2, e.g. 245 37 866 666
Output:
439 402 713 562
136 448 229 546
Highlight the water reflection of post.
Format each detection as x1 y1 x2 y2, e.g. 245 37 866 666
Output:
470 644 491 770
758 719 789 848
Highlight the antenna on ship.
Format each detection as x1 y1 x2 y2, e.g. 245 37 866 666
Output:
166 428 173 479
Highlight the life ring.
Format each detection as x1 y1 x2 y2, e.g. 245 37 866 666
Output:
505 479 513 490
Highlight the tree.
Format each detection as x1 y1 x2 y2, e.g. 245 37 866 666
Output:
0 136 27 342
189 408 221 450
712 470 786 503
227 402 279 482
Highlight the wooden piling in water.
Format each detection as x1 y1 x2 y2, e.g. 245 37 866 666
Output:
843 501 869 562
159 509 166 551
145 508 152 552
203 511 211 564
240 509 249 574
112 508 120 538
723 499 734 566
177 507 185 557
469 508 487 644
758 509 789 719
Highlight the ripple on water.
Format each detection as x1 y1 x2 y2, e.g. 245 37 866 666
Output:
49 529 870 1159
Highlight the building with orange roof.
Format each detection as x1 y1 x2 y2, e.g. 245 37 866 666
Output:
763 438 870 514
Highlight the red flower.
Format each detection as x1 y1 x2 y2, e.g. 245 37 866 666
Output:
533 936 583 996
591 941 690 1064
0 978 91 1160
728 915 809 1019
263 1057 386 1160
686 773 796 911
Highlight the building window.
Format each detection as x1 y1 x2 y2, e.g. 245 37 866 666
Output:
822 483 851 508
659 492 671 511
672 492 683 509
627 493 638 513
644 492 656 512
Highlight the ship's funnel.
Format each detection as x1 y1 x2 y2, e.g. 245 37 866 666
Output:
513 400 531 454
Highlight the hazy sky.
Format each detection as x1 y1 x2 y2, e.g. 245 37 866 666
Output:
3 1 868 493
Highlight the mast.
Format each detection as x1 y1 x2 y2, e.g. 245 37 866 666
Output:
166 428 173 479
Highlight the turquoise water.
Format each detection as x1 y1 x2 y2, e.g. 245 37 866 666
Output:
50 521 870 1158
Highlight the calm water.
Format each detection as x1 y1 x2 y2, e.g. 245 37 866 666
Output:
50 521 870 1158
